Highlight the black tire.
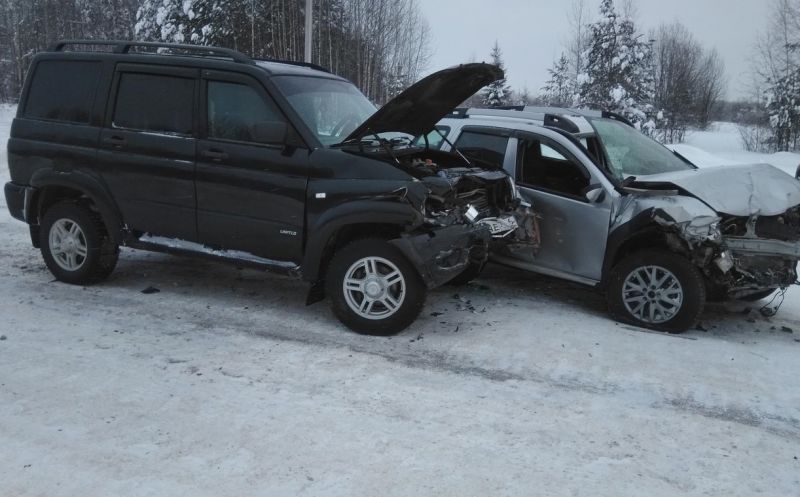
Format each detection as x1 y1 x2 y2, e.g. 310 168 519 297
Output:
606 249 705 333
39 201 119 285
446 261 486 286
738 289 778 302
325 238 427 335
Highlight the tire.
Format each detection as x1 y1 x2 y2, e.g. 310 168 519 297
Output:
446 261 486 286
738 288 778 302
325 238 427 335
39 201 119 285
606 249 705 333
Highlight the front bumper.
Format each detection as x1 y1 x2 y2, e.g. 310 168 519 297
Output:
719 236 799 295
4 182 32 222
390 224 491 288
724 236 800 258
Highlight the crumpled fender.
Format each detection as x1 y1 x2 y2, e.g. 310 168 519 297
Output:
389 224 491 289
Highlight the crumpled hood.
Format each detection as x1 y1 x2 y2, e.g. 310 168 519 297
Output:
341 63 503 143
632 164 800 216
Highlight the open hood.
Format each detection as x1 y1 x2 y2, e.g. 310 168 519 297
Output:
632 164 800 217
341 63 503 143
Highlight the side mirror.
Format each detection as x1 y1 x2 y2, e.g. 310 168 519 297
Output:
252 121 288 145
584 185 605 203
795 163 800 180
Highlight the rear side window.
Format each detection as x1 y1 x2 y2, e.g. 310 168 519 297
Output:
454 131 509 166
24 60 101 124
113 73 194 135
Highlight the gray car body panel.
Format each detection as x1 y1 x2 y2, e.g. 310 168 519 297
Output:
632 163 800 217
437 114 800 292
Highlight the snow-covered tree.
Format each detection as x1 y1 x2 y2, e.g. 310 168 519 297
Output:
542 54 574 107
135 0 233 45
481 41 511 108
765 66 800 151
577 0 656 131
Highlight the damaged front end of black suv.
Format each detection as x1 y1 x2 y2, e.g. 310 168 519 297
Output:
324 64 539 289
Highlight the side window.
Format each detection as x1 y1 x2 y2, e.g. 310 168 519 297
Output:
24 60 101 124
454 131 509 166
518 138 590 199
413 126 450 150
113 72 194 135
207 80 286 144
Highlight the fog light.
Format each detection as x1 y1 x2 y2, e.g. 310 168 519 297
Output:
715 251 734 273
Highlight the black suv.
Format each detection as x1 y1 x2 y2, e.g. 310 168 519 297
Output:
4 40 533 334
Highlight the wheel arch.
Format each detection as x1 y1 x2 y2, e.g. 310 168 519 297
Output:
301 200 423 284
29 170 124 245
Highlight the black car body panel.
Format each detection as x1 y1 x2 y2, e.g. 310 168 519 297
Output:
5 41 530 305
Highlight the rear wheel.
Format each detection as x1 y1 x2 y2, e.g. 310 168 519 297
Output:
607 250 705 333
325 239 426 335
40 201 119 285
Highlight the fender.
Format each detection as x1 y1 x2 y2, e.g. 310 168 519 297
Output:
301 199 424 282
29 169 125 244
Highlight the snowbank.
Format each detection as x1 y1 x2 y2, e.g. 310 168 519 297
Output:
670 122 800 176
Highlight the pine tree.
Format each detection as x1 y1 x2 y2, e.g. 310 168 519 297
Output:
577 0 656 131
542 54 573 107
765 66 800 152
481 41 511 108
135 0 233 45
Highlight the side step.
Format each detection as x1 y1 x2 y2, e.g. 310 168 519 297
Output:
126 234 302 278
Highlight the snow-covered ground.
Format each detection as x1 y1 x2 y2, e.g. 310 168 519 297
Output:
670 122 800 175
1 109 799 496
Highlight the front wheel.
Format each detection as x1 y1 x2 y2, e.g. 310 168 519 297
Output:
606 250 705 333
325 239 426 335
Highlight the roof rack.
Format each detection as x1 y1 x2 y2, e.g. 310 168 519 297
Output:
48 40 255 64
252 57 331 74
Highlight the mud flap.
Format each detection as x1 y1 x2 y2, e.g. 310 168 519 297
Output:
389 224 491 289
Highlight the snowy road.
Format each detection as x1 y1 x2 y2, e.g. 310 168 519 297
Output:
1 110 799 497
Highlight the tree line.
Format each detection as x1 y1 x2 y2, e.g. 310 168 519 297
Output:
539 0 725 142
747 0 800 152
0 0 430 104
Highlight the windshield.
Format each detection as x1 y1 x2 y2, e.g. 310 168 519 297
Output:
591 119 694 180
272 76 376 146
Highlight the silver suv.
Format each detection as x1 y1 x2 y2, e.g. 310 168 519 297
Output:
427 106 800 333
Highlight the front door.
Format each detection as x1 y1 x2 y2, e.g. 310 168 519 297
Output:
510 134 612 283
195 70 308 263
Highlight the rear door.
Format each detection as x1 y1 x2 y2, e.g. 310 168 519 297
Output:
195 70 308 262
98 64 198 240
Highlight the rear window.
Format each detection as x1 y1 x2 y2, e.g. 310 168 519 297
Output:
113 73 194 135
454 131 509 167
24 60 101 124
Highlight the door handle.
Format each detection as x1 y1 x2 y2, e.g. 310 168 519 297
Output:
102 135 126 149
201 149 229 162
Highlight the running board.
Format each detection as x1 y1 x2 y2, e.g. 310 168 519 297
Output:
490 255 601 287
126 234 301 277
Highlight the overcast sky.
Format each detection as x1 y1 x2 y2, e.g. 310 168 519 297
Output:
418 0 769 100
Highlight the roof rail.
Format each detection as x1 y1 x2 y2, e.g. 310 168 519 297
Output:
252 57 331 73
48 40 255 65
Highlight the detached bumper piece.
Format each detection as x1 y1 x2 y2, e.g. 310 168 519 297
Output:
390 224 491 288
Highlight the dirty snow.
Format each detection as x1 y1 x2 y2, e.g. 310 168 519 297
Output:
1 108 799 496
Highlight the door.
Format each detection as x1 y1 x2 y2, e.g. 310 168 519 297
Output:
511 134 612 282
98 64 198 241
195 70 308 262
